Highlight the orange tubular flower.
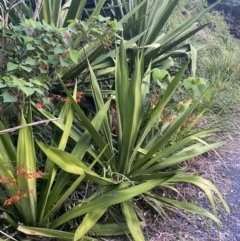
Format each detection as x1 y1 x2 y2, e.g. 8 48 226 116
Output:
22 192 28 198
16 167 26 175
11 178 17 184
32 171 43 178
3 176 9 182
35 103 45 108
3 195 20 206
25 173 32 180
28 189 34 194
76 92 84 103
12 195 20 202
3 198 13 206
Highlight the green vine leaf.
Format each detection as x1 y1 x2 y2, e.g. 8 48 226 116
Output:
21 65 33 72
1 91 17 103
24 57 36 66
20 87 35 96
152 69 169 82
69 50 79 64
7 62 18 71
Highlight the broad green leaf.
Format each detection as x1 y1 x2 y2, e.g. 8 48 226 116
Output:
60 56 70 67
0 80 8 87
142 142 224 174
57 75 112 160
89 0 106 23
192 85 201 97
18 225 98 240
156 80 168 90
204 89 211 101
74 208 107 241
129 61 190 168
26 43 35 50
116 40 143 174
152 68 169 81
148 195 220 224
171 174 230 215
37 142 114 185
69 50 79 64
38 98 75 222
24 57 36 66
122 201 145 241
17 112 37 225
1 91 18 103
89 223 131 236
7 62 18 71
54 46 65 55
0 122 16 166
183 78 193 89
20 87 35 96
17 225 74 240
20 65 33 72
22 36 33 44
161 57 174 69
62 0 87 28
88 61 114 162
50 176 173 228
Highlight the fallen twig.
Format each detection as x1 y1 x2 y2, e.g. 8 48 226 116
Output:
0 230 18 241
0 118 59 134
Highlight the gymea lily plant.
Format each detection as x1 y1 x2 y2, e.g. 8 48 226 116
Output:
11 41 229 240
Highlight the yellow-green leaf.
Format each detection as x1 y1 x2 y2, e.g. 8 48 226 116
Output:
122 201 145 241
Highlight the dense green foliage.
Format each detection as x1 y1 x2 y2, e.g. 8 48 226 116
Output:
166 0 240 116
1 0 239 240
0 16 120 102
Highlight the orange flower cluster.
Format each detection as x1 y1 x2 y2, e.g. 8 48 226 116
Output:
3 189 34 206
24 171 43 180
35 91 84 108
35 103 45 108
0 168 42 206
76 92 84 103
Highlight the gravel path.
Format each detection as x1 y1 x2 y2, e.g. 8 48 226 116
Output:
216 153 240 241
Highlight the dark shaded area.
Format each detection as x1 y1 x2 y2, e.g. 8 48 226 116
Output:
207 0 240 38
62 0 112 8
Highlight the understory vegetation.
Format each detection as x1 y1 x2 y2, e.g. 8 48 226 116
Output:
0 0 239 240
